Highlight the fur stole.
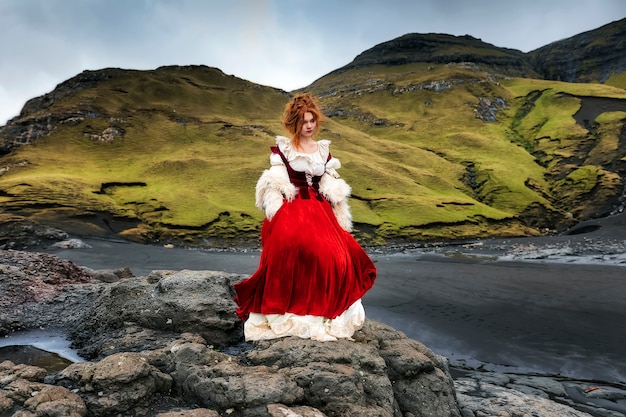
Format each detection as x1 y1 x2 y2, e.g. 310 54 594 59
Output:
255 165 296 221
319 174 353 232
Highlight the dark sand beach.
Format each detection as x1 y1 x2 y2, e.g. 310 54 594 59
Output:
44 211 626 387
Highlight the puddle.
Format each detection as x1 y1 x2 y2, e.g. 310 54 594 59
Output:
0 345 73 372
0 328 85 372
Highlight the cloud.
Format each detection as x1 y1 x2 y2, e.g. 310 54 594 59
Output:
1 0 625 125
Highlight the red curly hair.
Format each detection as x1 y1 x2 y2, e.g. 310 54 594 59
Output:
281 93 325 147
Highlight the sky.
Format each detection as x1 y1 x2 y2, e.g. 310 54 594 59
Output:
1 0 625 126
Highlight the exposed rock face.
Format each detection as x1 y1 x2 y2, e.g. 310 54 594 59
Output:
324 18 626 86
0 249 97 335
454 372 596 417
0 249 462 416
56 352 173 416
0 360 88 417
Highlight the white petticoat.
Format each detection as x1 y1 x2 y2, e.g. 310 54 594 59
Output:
243 299 365 342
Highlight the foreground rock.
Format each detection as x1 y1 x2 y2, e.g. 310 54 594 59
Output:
2 248 622 416
0 249 98 335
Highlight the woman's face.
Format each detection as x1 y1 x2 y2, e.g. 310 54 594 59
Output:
299 111 316 140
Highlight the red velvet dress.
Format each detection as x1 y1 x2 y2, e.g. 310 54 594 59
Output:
234 142 376 341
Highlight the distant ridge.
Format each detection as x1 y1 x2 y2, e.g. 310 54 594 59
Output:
529 17 626 84
318 18 626 88
328 33 539 79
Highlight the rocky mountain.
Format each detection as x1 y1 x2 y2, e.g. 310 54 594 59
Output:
529 17 626 86
0 19 625 248
326 32 539 79
324 17 626 87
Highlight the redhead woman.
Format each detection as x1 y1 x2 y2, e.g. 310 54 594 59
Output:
233 93 376 341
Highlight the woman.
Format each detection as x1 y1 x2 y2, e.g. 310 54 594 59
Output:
234 93 376 341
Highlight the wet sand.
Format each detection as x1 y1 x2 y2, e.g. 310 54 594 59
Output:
45 212 626 386
365 252 626 384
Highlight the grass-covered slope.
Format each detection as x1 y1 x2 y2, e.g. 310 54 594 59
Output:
0 66 291 244
1 62 625 247
305 62 626 241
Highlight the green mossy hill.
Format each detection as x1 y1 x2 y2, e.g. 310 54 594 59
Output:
326 18 626 88
304 63 626 242
0 66 290 247
1 22 626 248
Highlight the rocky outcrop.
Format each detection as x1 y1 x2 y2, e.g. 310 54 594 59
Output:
321 18 626 87
2 248 623 416
0 249 462 416
0 249 97 335
454 372 609 417
0 65 114 154
68 269 247 359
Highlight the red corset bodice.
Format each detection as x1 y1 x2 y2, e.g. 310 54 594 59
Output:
270 146 331 200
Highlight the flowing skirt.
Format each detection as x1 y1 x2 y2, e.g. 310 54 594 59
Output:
234 192 376 341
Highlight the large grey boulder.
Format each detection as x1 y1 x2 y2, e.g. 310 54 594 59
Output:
135 321 460 417
69 269 247 359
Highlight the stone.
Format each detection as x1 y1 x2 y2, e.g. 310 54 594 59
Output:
170 341 304 410
0 360 87 416
23 385 87 417
68 269 247 359
0 361 47 383
455 378 595 417
155 409 221 417
50 238 92 249
55 352 172 417
87 266 134 283
267 403 327 416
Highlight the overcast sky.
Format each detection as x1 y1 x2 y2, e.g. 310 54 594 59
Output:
1 0 625 125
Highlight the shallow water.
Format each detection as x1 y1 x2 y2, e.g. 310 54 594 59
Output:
0 345 73 372
0 329 84 372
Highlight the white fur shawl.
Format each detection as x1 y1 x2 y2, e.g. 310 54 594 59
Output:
319 174 353 232
255 165 296 221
